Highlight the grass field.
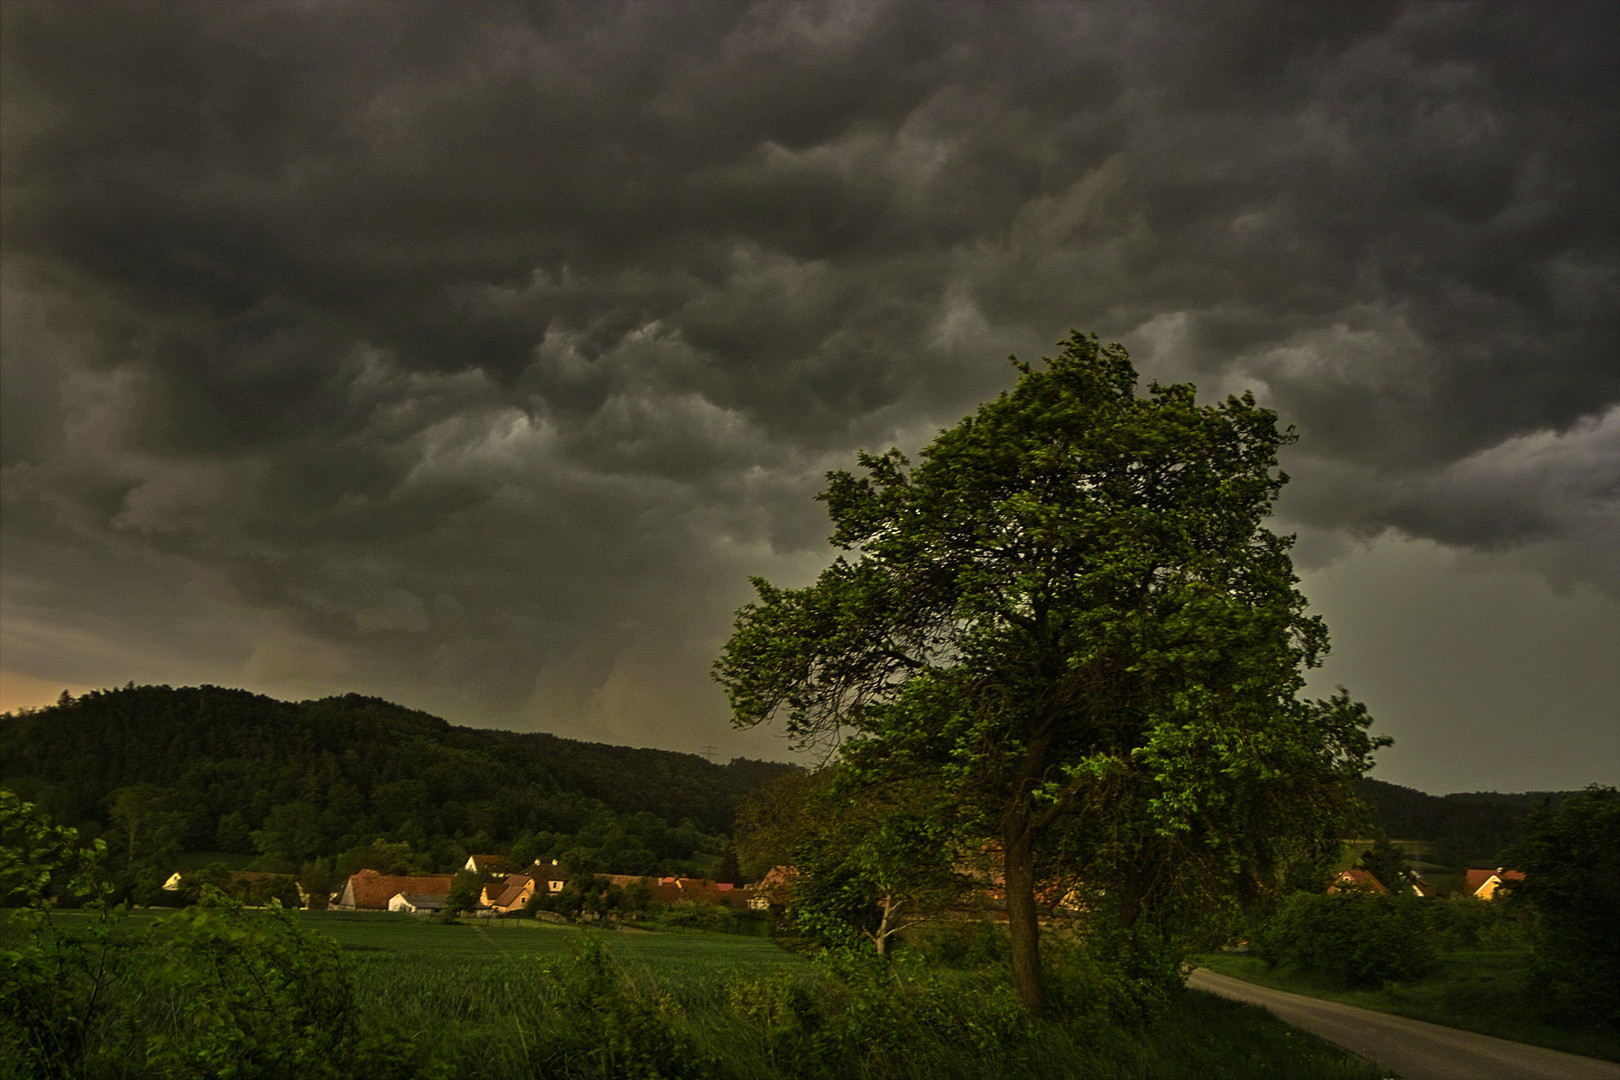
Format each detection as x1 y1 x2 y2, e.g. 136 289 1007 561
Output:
299 913 1392 1079
1197 949 1620 1064
7 908 1393 1079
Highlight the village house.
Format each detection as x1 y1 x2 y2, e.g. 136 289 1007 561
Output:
482 873 537 914
389 891 450 915
1464 867 1524 900
336 868 456 911
528 861 569 894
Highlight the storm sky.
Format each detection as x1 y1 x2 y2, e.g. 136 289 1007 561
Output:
2 1 1616 794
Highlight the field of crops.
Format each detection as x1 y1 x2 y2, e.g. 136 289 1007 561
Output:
4 907 1391 1079
297 913 1388 1080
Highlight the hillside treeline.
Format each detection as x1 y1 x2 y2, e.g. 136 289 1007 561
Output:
1358 777 1559 864
0 684 795 897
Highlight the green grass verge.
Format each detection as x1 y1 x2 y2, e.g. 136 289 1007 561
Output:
1197 950 1620 1063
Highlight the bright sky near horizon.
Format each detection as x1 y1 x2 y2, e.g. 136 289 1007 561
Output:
2 2 1616 794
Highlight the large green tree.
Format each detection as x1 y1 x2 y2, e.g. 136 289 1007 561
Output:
1508 785 1620 1026
715 332 1384 1016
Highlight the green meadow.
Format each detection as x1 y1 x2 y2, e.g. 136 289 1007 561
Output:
7 906 1390 1078
301 913 1389 1080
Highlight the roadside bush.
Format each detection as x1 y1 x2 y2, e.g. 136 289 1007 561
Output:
1420 895 1533 951
1257 891 1436 986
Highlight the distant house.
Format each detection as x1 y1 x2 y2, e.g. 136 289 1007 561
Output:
527 861 569 895
389 891 449 915
1328 868 1389 894
337 869 456 911
464 854 513 876
483 873 537 913
1464 868 1524 901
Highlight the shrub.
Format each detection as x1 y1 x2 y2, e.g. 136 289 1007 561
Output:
537 938 717 1078
1258 891 1436 986
1508 785 1620 1027
142 889 360 1079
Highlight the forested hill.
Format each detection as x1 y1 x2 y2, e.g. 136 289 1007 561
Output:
1358 776 1565 864
0 684 795 884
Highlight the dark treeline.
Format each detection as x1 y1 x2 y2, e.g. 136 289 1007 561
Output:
1359 777 1565 864
0 684 795 897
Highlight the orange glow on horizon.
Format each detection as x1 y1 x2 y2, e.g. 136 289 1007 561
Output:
0 670 97 715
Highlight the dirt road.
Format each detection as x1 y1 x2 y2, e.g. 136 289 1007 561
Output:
1188 968 1620 1080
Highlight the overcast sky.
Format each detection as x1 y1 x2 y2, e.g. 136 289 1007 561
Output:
2 1 1616 795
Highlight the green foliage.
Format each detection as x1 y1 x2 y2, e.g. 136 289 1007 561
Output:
638 901 773 937
443 870 484 916
758 767 965 956
1508 785 1620 1026
1256 891 1437 986
0 792 431 1080
0 789 120 1079
142 890 361 1078
1418 895 1534 951
716 332 1384 1014
538 938 717 1079
1357 836 1411 893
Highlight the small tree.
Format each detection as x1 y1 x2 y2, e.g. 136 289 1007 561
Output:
1358 836 1412 894
717 333 1384 1016
444 870 485 916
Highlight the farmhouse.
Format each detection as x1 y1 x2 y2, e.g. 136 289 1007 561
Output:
337 869 455 911
389 891 449 915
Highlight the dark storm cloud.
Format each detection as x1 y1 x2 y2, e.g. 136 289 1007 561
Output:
3 1 1616 771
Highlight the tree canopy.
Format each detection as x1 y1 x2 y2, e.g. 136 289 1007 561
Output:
716 332 1385 1015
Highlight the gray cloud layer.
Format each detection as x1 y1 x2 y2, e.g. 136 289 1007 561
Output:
3 2 1616 778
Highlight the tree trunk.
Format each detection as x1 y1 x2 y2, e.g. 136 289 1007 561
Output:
1002 812 1044 1018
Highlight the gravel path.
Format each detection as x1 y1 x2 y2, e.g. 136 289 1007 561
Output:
1188 968 1620 1080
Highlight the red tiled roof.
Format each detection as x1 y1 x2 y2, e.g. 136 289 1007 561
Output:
1464 868 1524 896
342 869 455 910
1329 868 1389 894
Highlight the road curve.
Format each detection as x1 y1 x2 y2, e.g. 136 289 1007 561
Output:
1188 968 1620 1080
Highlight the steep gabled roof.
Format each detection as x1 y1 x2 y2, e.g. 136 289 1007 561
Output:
1464 867 1524 898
